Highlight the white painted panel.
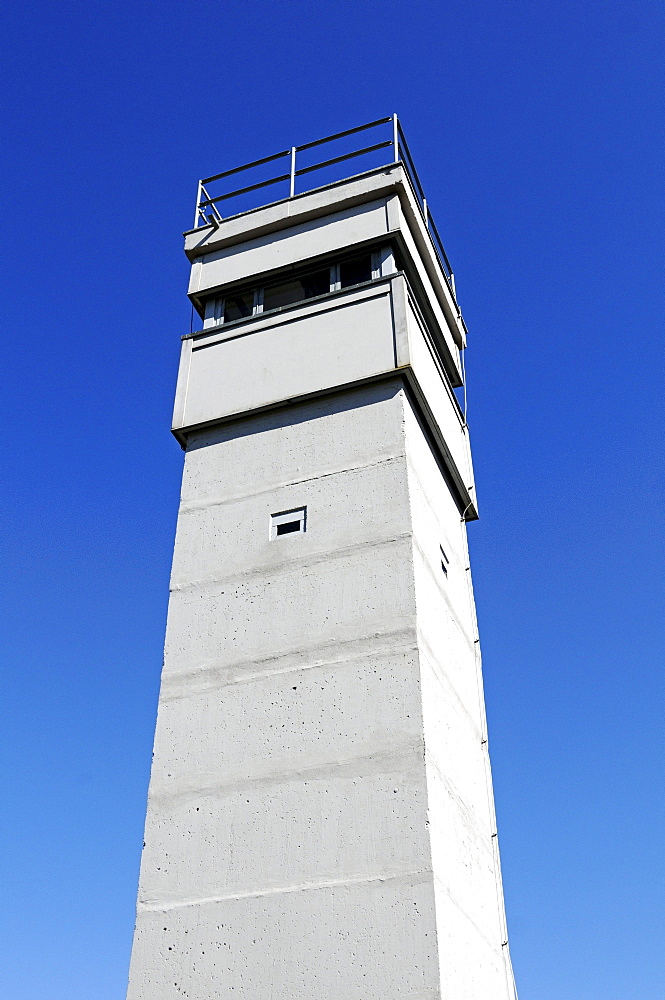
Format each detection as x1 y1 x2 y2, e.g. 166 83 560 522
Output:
182 291 395 428
406 298 473 491
196 199 389 294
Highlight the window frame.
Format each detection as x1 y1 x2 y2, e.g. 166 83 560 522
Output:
201 246 396 330
270 507 307 540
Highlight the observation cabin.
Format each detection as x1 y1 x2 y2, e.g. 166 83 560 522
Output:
175 115 477 520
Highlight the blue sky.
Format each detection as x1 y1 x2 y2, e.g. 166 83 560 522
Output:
1 1 663 997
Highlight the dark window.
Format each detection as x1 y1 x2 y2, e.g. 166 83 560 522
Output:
263 268 330 312
204 250 382 329
276 519 301 535
224 290 254 322
339 255 372 289
301 268 332 299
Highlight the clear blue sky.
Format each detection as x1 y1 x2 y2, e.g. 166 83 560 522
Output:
1 2 662 997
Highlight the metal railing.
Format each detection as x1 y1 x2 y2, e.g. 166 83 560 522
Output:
194 115 457 300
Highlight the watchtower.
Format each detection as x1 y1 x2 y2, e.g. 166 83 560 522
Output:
126 116 518 1000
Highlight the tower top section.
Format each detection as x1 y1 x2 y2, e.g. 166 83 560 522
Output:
189 117 460 297
186 116 466 339
177 116 477 519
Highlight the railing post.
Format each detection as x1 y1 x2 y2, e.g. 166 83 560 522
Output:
450 272 456 297
290 147 296 197
194 180 202 229
393 114 399 162
423 198 428 228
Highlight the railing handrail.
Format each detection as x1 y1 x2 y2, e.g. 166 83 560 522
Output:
294 115 393 154
396 121 426 205
199 117 394 190
202 148 291 187
193 115 458 304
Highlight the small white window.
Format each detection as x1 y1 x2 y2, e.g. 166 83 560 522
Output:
371 251 382 278
375 246 396 277
440 545 449 576
270 507 307 539
203 297 224 329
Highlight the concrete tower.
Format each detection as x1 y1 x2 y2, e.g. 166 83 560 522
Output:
126 117 518 1000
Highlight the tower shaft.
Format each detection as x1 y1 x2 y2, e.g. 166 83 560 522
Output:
127 122 516 1000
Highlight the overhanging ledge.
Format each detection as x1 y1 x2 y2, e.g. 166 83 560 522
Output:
172 371 478 522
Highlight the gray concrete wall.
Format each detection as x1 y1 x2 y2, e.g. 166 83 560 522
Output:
129 384 440 999
405 403 513 999
127 382 513 999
